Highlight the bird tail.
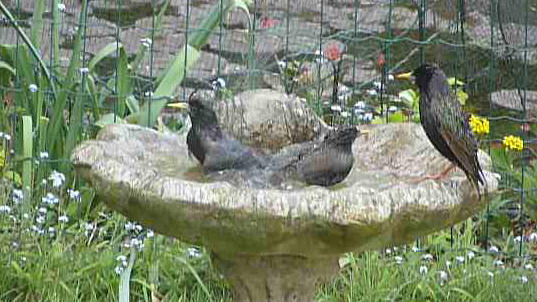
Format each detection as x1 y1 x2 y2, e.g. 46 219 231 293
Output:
470 158 486 199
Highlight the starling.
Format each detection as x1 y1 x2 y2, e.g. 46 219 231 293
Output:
271 126 359 187
396 64 485 193
186 95 263 173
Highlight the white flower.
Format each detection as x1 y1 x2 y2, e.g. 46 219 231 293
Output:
524 263 533 270
114 266 124 275
48 227 55 233
489 245 499 253
38 207 47 215
366 89 377 96
467 251 475 259
340 111 349 118
58 215 69 223
355 101 366 109
521 275 528 284
439 270 448 282
42 193 59 205
79 67 89 75
84 223 94 231
211 78 226 90
125 222 135 231
186 247 202 258
68 189 81 201
456 256 465 264
23 213 30 219
144 91 154 97
514 235 522 242
36 216 45 224
140 38 152 48
419 265 428 275
411 246 420 252
385 248 392 255
146 229 154 238
387 74 395 81
393 247 398 252
12 189 23 204
278 60 286 68
134 224 143 232
494 260 504 266
363 112 373 122
488 271 494 284
130 238 144 250
422 253 433 261
48 170 65 188
388 105 398 113
116 255 127 262
29 84 38 93
58 3 66 12
394 256 403 264
0 205 11 214
528 233 537 241
330 105 342 112
40 152 49 159
445 261 452 267
3 134 11 141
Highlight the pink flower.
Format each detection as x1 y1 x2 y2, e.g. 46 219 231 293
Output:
260 17 279 29
324 43 342 61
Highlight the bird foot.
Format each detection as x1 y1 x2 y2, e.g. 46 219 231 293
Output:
407 164 456 184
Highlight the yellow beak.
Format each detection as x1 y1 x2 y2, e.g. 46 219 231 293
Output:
167 102 188 109
395 71 413 81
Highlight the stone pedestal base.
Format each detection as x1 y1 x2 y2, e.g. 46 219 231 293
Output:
211 253 339 302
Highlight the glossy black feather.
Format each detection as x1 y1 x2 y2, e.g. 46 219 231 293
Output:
413 64 485 190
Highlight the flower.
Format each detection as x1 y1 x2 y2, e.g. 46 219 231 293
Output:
366 89 377 96
68 189 81 201
514 235 522 242
58 215 69 223
445 261 452 267
469 115 489 135
524 263 533 270
341 111 350 118
140 38 152 48
186 247 202 258
58 3 66 12
388 106 398 113
467 251 475 259
79 67 89 75
125 222 135 231
503 135 523 151
363 112 373 122
114 266 124 275
489 245 499 253
211 78 226 90
29 84 38 93
12 189 23 204
439 270 448 282
38 207 47 215
324 43 343 61
84 223 94 231
494 260 504 266
0 205 11 214
411 246 420 252
422 253 434 261
146 229 154 238
355 101 366 109
372 81 382 91
419 265 428 275
528 232 537 241
260 16 279 29
456 256 465 264
521 275 528 284
385 248 392 255
387 74 395 81
394 256 403 264
330 105 342 112
40 152 49 159
48 170 65 188
36 216 45 224
42 193 59 205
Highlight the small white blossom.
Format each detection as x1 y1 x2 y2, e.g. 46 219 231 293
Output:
36 216 45 224
388 105 398 113
330 105 342 112
439 270 448 282
419 265 428 275
114 266 124 275
488 271 494 278
130 238 144 250
354 101 366 109
489 245 499 253
394 256 403 264
411 246 420 252
278 60 286 68
140 38 152 48
125 222 135 231
340 111 349 118
514 235 522 242
12 189 24 204
393 247 398 252
467 251 475 259
456 256 465 264
42 193 59 205
528 233 537 241
521 275 528 284
494 260 504 266
0 205 11 214
79 67 89 75
387 74 395 81
445 261 452 267
38 207 47 215
48 227 55 233
366 89 377 96
48 170 65 188
186 247 202 258
422 253 433 261
58 3 66 12
3 134 11 141
363 112 373 122
23 213 30 219
116 255 127 262
146 229 154 238
84 223 94 231
58 215 69 223
20 256 27 262
144 91 154 98
385 248 392 255
29 84 38 93
211 78 226 90
134 224 143 232
40 152 49 159
524 263 533 270
68 189 81 201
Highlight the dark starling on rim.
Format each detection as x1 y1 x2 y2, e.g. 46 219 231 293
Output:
186 94 263 173
396 64 485 194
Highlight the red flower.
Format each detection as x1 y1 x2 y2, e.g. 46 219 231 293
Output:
377 52 385 69
324 43 342 61
260 17 279 29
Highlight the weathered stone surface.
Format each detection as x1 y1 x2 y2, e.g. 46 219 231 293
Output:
213 89 328 149
72 122 498 257
490 90 537 113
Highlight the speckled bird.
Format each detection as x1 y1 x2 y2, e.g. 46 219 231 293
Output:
396 64 485 194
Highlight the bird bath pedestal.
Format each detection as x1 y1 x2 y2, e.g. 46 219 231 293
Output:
72 123 498 302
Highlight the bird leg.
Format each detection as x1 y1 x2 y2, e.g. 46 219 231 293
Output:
423 163 456 181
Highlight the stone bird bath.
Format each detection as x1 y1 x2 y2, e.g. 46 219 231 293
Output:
72 122 498 302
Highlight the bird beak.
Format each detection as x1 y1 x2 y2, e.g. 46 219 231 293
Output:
395 71 413 81
167 102 188 110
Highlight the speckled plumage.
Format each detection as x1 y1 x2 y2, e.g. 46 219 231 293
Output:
413 64 485 191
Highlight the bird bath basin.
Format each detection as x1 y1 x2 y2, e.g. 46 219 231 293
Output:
72 122 498 302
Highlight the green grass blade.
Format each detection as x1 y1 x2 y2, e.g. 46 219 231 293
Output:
88 42 123 72
21 115 33 200
30 0 45 47
119 250 138 302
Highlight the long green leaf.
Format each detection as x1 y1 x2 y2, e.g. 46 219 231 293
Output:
135 45 199 127
88 42 123 72
22 116 33 201
30 0 45 47
0 61 15 75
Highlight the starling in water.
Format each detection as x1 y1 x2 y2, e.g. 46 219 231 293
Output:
186 95 263 173
396 64 485 193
